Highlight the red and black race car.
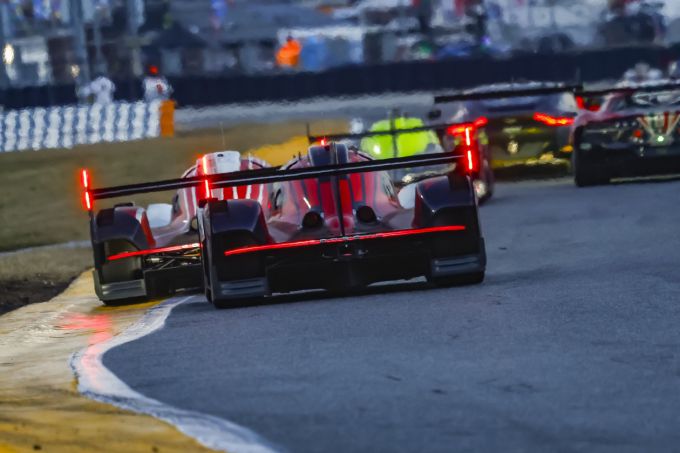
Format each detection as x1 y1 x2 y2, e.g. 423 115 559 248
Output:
82 151 268 304
82 141 486 308
200 142 485 307
571 80 680 186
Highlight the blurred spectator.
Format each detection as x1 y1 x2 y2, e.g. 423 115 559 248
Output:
143 65 174 102
78 73 116 105
276 35 302 69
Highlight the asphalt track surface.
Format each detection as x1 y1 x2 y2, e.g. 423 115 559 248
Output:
105 177 680 453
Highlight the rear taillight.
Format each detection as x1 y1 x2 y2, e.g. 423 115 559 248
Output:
446 125 479 174
533 112 574 126
474 116 488 127
200 155 212 200
464 127 477 173
81 169 92 212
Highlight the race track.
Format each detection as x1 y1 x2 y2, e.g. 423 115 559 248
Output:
104 177 680 452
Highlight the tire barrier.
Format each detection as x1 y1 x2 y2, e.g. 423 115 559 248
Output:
0 100 164 152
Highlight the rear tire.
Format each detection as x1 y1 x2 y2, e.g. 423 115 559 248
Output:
573 149 609 187
429 271 485 287
212 296 259 309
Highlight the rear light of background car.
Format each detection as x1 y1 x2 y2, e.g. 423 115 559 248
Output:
575 96 585 109
464 126 477 173
445 124 479 174
473 116 488 127
575 96 601 112
446 124 469 136
533 112 574 126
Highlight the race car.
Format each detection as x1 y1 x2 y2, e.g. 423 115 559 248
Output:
431 81 580 175
199 142 486 308
571 80 680 186
82 151 269 305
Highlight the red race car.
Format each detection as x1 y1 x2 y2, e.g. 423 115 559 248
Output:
82 151 269 304
83 141 486 308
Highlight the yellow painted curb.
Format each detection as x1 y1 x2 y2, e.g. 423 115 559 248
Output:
0 272 215 453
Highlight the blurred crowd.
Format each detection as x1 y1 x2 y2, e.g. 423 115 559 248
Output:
1 0 680 90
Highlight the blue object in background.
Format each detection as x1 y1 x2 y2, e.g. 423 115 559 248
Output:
300 36 329 72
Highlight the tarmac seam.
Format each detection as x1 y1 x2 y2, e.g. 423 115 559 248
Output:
70 294 278 453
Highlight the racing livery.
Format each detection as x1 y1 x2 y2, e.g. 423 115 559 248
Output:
571 81 680 186
83 151 268 304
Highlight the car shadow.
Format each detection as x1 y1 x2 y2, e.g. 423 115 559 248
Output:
610 174 680 186
178 279 454 312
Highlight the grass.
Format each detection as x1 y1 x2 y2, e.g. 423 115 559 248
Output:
0 119 345 252
0 247 92 281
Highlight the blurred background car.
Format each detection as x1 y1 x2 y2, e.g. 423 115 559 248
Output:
432 81 580 175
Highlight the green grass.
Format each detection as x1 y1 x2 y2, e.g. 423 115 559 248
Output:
0 247 93 281
0 120 344 252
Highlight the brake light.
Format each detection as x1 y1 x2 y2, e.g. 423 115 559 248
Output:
464 126 477 173
81 169 92 211
320 137 328 146
474 116 488 127
224 225 466 257
204 178 210 200
201 155 208 175
446 124 470 136
533 112 574 126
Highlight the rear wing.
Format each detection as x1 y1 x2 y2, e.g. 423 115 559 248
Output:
306 121 475 145
433 81 680 104
80 147 465 213
434 85 583 104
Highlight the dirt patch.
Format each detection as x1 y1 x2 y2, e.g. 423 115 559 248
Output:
0 247 92 315
0 278 73 316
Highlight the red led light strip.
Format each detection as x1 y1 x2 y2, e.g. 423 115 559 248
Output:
201 155 211 199
107 242 201 261
223 225 466 257
81 169 92 211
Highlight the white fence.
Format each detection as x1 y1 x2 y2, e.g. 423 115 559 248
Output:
0 100 162 152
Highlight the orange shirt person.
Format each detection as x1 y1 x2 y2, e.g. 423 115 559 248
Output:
276 36 302 68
